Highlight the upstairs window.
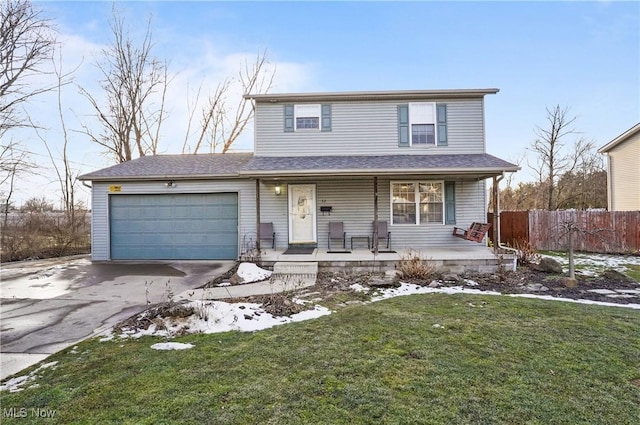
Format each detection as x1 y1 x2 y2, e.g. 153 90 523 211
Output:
398 103 447 147
411 124 435 145
409 103 436 146
284 104 332 132
295 104 321 130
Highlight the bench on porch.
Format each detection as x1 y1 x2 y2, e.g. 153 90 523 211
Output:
452 222 492 243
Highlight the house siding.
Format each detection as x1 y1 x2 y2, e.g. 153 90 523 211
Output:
259 177 487 250
90 179 256 261
607 134 640 211
254 99 485 157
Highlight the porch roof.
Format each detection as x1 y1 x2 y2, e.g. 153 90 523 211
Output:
241 153 519 178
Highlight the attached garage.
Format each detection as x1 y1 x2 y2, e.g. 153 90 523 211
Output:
109 193 238 260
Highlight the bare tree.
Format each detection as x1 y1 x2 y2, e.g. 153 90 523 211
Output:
0 0 56 136
80 7 169 163
528 105 590 210
31 52 89 254
183 51 275 154
33 52 80 213
559 220 613 280
1 141 35 248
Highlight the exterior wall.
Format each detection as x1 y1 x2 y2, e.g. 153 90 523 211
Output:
254 98 485 156
607 134 640 211
90 179 256 261
259 177 487 251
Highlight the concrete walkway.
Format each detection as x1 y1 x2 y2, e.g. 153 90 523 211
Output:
177 261 318 301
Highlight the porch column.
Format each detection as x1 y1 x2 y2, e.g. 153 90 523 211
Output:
492 176 499 253
256 179 261 252
373 176 379 255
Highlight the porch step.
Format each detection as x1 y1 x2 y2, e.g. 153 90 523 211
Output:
270 261 318 291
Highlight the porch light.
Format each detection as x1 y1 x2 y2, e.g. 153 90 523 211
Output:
275 185 282 196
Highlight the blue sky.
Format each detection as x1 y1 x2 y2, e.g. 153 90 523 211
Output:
6 1 640 206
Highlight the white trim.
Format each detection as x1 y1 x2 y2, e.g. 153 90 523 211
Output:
390 180 445 225
287 184 317 244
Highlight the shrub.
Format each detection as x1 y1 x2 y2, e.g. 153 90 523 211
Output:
397 250 437 280
513 239 541 266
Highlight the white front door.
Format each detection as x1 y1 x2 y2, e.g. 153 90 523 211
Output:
288 184 317 244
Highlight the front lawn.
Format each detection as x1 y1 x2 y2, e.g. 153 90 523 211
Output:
2 294 639 424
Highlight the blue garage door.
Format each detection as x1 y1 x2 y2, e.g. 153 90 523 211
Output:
109 193 238 260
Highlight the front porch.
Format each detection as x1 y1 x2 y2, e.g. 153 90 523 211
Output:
255 246 516 274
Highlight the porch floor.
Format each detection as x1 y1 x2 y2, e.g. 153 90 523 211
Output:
256 246 515 274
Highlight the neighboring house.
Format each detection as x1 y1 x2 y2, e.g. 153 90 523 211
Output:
598 123 640 211
79 89 518 262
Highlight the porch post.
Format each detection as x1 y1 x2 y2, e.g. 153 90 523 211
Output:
492 176 499 253
256 179 261 252
373 176 379 255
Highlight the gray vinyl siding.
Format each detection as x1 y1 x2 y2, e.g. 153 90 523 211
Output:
607 134 640 211
258 177 487 250
254 99 485 157
90 179 256 261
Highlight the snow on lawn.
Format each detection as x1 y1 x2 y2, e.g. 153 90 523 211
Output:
0 361 58 393
151 342 194 350
542 252 640 275
375 282 640 309
114 300 331 340
369 282 501 302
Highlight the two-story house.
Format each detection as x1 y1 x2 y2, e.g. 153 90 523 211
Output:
79 89 518 270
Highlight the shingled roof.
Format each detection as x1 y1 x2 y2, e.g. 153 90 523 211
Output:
78 153 253 181
240 154 519 177
79 152 519 181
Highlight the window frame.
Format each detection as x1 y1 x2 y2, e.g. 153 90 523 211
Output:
391 180 445 225
294 104 321 131
409 102 438 147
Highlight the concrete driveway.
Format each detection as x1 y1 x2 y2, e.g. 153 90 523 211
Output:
0 256 234 380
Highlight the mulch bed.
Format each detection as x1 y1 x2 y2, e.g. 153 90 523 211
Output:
400 267 640 305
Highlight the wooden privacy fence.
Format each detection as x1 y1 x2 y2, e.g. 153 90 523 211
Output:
489 210 640 254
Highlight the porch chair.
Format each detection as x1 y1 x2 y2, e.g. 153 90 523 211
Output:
259 222 276 249
372 221 391 250
452 222 492 243
328 221 346 250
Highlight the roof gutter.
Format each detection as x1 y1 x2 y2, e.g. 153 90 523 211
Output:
78 174 245 182
239 167 519 178
244 88 500 103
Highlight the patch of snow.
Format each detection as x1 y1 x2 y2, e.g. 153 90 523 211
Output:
117 300 331 339
542 252 640 274
508 293 640 309
372 282 640 310
464 279 479 286
151 342 194 350
236 263 272 283
217 282 231 287
0 361 59 393
371 282 501 302
349 283 369 292
587 289 618 295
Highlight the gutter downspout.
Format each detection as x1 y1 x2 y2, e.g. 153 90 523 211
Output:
494 172 518 271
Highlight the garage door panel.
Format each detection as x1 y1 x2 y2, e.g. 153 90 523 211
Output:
110 193 238 260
